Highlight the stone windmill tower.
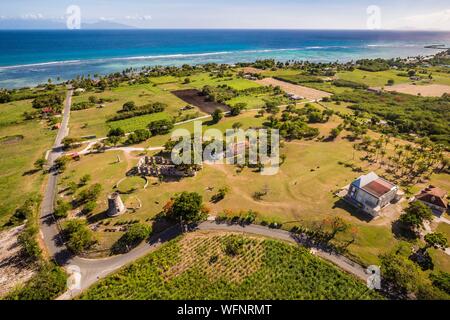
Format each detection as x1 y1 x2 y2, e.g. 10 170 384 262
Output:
107 193 126 217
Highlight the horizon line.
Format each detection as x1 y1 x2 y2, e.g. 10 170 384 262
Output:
0 27 450 32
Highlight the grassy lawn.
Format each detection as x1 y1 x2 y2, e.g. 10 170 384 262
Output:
80 232 381 300
67 115 406 265
0 99 35 128
187 73 261 90
117 176 146 194
109 112 171 133
320 101 355 115
0 100 56 227
70 83 188 138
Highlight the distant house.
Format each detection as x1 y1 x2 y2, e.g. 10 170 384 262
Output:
346 172 402 217
415 186 448 215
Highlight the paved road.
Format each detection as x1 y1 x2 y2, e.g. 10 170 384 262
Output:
39 90 369 299
39 88 73 259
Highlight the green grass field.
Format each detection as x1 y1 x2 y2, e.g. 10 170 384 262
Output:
336 69 411 87
187 73 262 90
80 232 381 300
0 100 55 226
108 112 171 133
70 83 188 138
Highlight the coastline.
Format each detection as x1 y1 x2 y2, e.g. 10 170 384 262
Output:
0 29 449 89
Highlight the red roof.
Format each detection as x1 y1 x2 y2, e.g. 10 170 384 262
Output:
362 179 394 197
416 186 448 209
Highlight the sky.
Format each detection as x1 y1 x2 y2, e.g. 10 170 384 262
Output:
0 0 449 30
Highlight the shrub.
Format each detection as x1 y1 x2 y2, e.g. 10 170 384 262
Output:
5 263 67 300
112 223 152 253
54 200 71 219
222 235 245 256
148 119 174 135
63 219 95 254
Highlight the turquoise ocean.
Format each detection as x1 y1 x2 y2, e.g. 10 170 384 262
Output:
0 29 449 88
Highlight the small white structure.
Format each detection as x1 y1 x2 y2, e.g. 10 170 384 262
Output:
107 193 126 217
346 172 401 217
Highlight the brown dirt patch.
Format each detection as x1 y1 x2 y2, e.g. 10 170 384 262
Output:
0 135 24 145
172 89 230 114
242 67 264 74
254 78 332 101
383 84 450 97
0 225 38 297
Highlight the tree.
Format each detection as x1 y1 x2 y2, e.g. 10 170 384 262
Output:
232 122 242 130
329 126 343 140
399 201 434 234
430 272 450 295
63 219 95 254
107 127 125 138
79 174 91 187
112 223 152 253
54 156 70 172
126 129 150 145
78 183 102 204
82 201 97 215
122 101 136 112
229 103 246 116
211 186 229 203
0 91 11 103
54 200 71 219
88 96 99 104
387 79 395 86
34 158 46 170
166 192 206 226
148 119 174 135
380 249 421 295
211 109 223 124
424 233 448 250
5 263 67 300
62 137 82 150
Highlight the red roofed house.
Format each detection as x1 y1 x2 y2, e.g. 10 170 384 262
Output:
346 172 402 217
415 186 448 216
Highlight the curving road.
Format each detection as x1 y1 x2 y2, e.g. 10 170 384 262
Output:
38 89 369 300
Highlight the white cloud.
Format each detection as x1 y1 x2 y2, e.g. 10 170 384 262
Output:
125 15 152 21
99 17 116 21
388 9 450 30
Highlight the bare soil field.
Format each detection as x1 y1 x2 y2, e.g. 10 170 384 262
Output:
0 225 37 297
172 89 230 114
254 77 332 101
383 84 450 97
242 67 264 74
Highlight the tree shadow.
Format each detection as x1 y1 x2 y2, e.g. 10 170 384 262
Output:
22 169 40 176
87 210 109 224
391 220 418 241
333 198 373 223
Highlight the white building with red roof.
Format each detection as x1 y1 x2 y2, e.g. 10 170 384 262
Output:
346 172 402 217
415 186 448 216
